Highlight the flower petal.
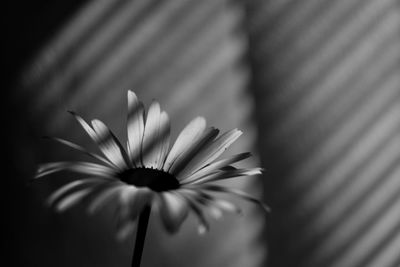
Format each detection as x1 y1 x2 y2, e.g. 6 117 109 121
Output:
52 180 122 212
156 111 171 170
178 189 237 221
179 191 209 234
181 188 242 215
188 191 222 220
163 117 207 172
115 187 154 240
69 112 124 169
45 136 114 167
159 192 189 233
116 220 136 241
141 101 162 168
118 186 154 221
87 185 125 214
185 167 263 185
127 91 145 167
177 129 242 178
35 161 118 179
169 127 219 177
55 188 93 212
196 184 270 212
179 152 252 182
68 111 99 142
47 178 107 206
91 119 130 170
211 198 242 214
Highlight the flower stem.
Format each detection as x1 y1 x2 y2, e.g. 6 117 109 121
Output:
131 206 151 267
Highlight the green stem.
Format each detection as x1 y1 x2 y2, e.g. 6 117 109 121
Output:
131 206 151 267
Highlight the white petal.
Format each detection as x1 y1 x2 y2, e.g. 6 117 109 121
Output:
169 128 219 177
119 187 154 220
45 136 114 167
48 180 85 205
69 111 99 143
115 187 154 240
179 191 209 234
212 199 242 214
47 178 107 206
208 206 223 220
163 117 207 172
116 220 136 241
91 119 130 170
179 152 252 182
196 184 270 212
182 189 223 220
127 91 145 167
87 185 125 214
177 129 242 178
185 167 263 185
159 192 189 233
141 101 162 168
35 161 118 179
157 112 170 169
69 112 125 170
182 188 242 215
55 188 93 212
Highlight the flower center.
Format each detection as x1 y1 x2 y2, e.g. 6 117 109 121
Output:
118 168 180 192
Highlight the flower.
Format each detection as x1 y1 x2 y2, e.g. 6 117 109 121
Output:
35 91 268 240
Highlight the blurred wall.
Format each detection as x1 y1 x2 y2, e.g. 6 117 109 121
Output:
246 1 400 267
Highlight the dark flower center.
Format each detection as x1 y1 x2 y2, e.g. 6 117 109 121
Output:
118 168 180 192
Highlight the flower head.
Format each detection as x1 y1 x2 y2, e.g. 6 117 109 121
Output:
35 91 268 239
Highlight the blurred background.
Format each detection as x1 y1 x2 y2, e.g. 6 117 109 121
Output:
3 0 400 266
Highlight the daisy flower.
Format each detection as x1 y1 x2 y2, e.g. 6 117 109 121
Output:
35 91 268 265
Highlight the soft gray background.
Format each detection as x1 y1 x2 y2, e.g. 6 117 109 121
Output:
4 0 400 267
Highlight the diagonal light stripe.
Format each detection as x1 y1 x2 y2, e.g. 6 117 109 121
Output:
267 15 400 143
31 0 156 113
307 163 400 266
33 0 190 114
364 228 400 267
258 0 395 114
22 0 124 87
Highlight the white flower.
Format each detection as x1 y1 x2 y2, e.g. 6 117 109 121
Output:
35 91 268 240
